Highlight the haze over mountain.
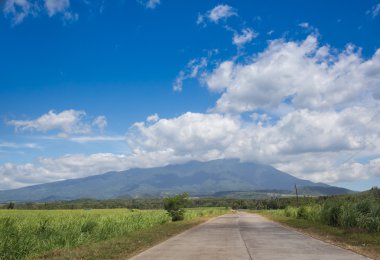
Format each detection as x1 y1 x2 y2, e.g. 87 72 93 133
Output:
0 159 352 202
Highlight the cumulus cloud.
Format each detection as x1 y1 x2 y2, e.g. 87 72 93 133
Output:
3 35 380 189
205 36 380 113
197 4 237 25
7 110 106 137
128 112 240 156
232 28 257 47
3 106 379 189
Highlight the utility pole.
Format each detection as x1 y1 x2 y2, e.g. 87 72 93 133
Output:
294 184 299 206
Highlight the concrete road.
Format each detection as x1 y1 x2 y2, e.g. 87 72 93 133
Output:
130 212 370 260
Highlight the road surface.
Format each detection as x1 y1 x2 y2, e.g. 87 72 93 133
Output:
131 212 370 260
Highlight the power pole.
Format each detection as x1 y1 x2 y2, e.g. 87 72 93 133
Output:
294 184 299 206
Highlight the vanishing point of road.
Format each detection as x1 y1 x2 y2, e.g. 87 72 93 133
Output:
131 212 370 260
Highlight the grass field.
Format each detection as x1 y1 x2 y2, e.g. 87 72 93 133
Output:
0 207 228 259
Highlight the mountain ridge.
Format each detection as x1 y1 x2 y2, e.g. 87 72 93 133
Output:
0 159 351 202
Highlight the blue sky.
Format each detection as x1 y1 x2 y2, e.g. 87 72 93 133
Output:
1 0 380 191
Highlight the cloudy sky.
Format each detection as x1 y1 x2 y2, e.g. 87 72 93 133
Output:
1 0 380 191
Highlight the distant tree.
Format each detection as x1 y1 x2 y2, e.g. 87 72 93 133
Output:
163 193 189 221
7 202 15 209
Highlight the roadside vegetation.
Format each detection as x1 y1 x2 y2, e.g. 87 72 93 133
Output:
0 207 228 259
164 192 189 221
1 188 378 259
255 187 380 259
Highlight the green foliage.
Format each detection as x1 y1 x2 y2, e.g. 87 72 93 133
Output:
321 202 341 226
6 202 14 210
0 209 170 259
0 207 226 259
356 199 372 215
338 203 358 228
271 189 380 234
164 193 189 221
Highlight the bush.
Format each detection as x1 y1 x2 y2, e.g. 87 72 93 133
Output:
321 202 341 226
297 206 308 219
370 203 380 217
284 206 297 218
356 199 372 215
357 215 380 233
339 203 358 229
163 193 189 221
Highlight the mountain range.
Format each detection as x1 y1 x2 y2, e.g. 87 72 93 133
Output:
0 159 353 202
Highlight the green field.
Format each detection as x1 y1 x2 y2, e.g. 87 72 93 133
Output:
0 207 228 259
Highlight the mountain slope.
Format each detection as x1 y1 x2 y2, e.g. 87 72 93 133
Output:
0 159 347 202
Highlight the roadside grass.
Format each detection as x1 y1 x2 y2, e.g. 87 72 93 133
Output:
256 210 380 260
34 208 228 259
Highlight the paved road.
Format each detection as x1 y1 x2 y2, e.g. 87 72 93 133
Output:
131 212 370 260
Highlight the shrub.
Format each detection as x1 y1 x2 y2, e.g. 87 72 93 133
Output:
297 206 308 219
321 202 341 226
163 193 189 221
339 203 358 229
284 206 297 218
356 199 372 215
370 203 380 217
357 215 380 233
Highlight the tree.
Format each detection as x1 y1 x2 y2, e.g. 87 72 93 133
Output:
7 202 15 209
163 193 189 221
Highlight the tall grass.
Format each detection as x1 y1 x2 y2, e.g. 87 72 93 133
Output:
0 209 169 259
278 198 380 233
0 208 226 259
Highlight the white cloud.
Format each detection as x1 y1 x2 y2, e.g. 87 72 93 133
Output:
173 56 210 92
138 0 160 9
208 4 236 23
7 110 107 137
92 115 107 130
367 3 380 17
197 4 237 25
44 0 78 22
3 0 78 24
128 112 240 156
44 0 68 16
173 71 186 92
205 36 380 113
146 0 160 9
3 0 39 24
232 28 257 47
68 135 125 143
298 22 310 28
0 142 40 149
147 113 160 123
1 106 380 189
3 35 380 190
0 151 191 190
